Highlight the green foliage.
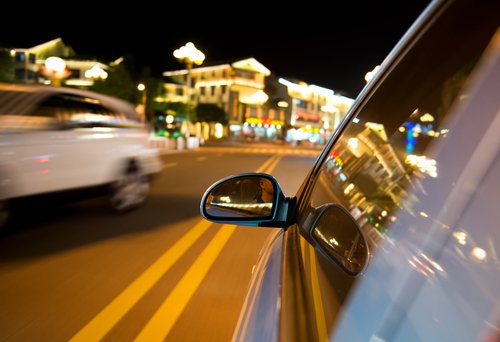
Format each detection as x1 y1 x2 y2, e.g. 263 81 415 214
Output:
156 102 190 120
0 49 14 82
89 63 134 102
195 103 228 124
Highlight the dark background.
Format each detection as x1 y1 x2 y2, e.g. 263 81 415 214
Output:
0 1 431 97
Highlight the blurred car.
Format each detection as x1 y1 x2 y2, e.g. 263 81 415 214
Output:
0 83 162 231
200 0 500 340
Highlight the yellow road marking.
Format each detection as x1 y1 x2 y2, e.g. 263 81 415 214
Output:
256 154 282 174
135 224 236 341
71 153 284 341
69 219 213 342
309 244 328 342
255 154 277 173
70 155 282 342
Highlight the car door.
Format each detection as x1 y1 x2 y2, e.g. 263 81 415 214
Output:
5 92 124 197
281 0 500 341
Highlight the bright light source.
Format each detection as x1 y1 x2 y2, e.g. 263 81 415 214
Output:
166 115 174 124
173 42 205 65
365 65 380 83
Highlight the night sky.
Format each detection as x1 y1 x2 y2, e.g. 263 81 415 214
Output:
1 1 431 98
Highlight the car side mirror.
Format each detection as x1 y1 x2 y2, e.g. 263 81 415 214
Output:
311 204 369 276
200 173 289 227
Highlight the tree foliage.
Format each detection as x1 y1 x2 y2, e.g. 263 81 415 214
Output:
0 49 14 83
195 103 228 124
90 62 134 102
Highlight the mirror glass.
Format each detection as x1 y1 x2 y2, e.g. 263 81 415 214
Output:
312 204 368 275
204 176 275 219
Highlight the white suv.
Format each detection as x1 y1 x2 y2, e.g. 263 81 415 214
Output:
0 83 162 230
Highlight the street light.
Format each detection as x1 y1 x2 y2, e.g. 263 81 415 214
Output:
40 56 70 86
173 42 205 136
365 65 380 83
137 83 146 122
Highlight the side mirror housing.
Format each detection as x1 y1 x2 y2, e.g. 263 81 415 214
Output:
311 204 369 275
200 173 290 227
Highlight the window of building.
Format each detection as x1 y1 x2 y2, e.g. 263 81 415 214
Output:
221 85 227 94
29 53 36 64
15 52 25 62
200 87 206 95
211 86 216 96
70 69 80 78
176 87 183 96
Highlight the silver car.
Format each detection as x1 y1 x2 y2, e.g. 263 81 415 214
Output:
200 0 500 340
0 84 162 231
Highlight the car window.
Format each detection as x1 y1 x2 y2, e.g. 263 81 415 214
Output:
303 0 499 258
31 94 135 128
295 1 499 338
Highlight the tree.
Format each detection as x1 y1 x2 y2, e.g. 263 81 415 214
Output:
90 61 134 102
156 102 190 120
195 103 228 124
0 48 14 83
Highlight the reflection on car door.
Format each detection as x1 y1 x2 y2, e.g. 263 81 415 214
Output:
288 1 500 340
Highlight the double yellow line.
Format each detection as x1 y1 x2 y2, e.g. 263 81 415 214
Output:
70 154 283 342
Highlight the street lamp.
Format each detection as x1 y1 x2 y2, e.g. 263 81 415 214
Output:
85 64 108 81
365 65 380 83
173 42 205 136
40 56 70 86
137 83 146 122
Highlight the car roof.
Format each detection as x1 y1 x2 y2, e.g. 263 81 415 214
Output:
0 83 141 121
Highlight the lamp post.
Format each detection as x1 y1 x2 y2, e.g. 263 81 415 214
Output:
40 56 70 86
85 64 108 83
173 42 205 136
137 83 146 123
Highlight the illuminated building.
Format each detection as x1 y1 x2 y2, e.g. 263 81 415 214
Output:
7 38 112 88
279 78 354 145
163 57 281 141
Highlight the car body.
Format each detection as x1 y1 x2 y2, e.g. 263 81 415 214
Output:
0 83 163 230
200 0 500 340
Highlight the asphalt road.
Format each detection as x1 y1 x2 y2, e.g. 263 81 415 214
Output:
0 144 320 341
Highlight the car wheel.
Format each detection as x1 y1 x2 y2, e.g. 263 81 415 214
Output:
109 162 150 212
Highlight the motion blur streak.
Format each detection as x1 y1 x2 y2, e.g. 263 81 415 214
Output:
135 224 236 341
69 219 213 342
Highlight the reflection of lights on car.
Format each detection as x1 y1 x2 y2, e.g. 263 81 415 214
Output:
347 137 358 149
220 196 231 203
420 113 435 122
329 237 339 246
406 154 438 178
470 247 486 262
420 253 444 272
453 231 467 245
419 211 429 218
344 183 355 195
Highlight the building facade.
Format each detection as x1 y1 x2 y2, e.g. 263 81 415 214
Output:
162 58 354 144
7 38 110 88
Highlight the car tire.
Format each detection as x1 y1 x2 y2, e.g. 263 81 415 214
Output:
109 161 150 213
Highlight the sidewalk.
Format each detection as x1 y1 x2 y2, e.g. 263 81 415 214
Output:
149 136 325 154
